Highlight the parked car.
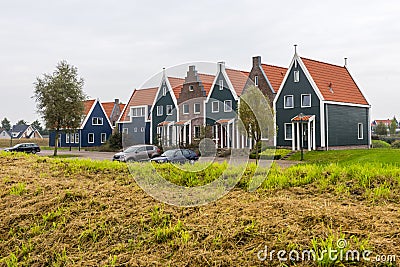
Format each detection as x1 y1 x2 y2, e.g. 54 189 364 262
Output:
4 143 41 154
151 149 199 164
113 145 161 162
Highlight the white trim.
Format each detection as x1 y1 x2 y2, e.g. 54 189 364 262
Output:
117 89 135 123
358 123 364 140
101 133 107 143
368 109 371 147
80 99 98 129
92 117 104 126
284 123 293 140
130 106 147 118
162 86 167 96
219 79 224 90
323 100 371 108
205 64 239 103
183 104 189 114
66 133 70 143
320 103 326 148
75 133 79 144
88 133 94 144
301 94 312 108
212 101 219 113
166 104 173 115
194 103 201 114
294 70 300 82
259 64 276 94
224 100 232 112
156 105 163 116
149 75 179 117
284 95 294 109
122 128 128 134
254 75 258 86
189 85 194 91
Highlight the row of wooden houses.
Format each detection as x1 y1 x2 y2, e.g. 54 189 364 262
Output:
50 50 371 150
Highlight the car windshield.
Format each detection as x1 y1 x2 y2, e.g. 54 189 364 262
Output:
162 150 181 157
11 144 21 149
124 146 138 153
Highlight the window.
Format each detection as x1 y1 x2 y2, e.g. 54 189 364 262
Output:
358 123 363 139
157 106 163 116
219 80 224 90
285 123 293 140
66 134 70 143
88 133 94 143
212 101 219 113
132 107 145 117
183 104 189 114
134 127 138 132
92 117 103 125
224 100 232 112
294 70 300 82
101 133 107 143
194 126 201 139
166 105 173 115
189 85 194 91
141 127 145 132
70 133 75 143
284 95 294 108
162 86 167 96
194 103 201 114
301 94 311 107
254 75 259 86
122 128 128 134
75 133 79 144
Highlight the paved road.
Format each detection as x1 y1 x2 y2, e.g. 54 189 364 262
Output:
37 149 300 168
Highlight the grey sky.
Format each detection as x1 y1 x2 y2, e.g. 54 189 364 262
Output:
1 0 399 125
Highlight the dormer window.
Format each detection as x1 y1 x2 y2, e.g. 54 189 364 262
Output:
162 86 167 96
219 80 224 90
92 117 103 125
294 71 300 83
189 85 194 91
254 75 259 86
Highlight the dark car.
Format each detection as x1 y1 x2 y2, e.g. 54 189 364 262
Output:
4 143 41 154
113 145 161 162
151 149 199 164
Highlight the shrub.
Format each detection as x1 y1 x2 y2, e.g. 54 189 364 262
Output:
372 140 391 148
391 140 400 149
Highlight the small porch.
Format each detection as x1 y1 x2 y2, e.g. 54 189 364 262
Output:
290 114 316 151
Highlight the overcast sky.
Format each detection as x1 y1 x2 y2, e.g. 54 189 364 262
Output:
1 0 399 126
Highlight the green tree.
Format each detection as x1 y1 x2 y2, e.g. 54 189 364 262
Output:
375 122 388 136
33 61 86 156
16 119 27 125
1 117 11 131
389 117 398 135
238 85 274 162
31 119 43 132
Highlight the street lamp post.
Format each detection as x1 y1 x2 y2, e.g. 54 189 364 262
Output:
298 113 304 161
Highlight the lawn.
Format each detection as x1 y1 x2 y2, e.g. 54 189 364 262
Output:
289 148 400 165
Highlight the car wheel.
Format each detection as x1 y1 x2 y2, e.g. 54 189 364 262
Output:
189 159 195 165
32 150 37 154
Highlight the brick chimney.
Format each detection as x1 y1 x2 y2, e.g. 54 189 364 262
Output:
253 56 261 67
114 98 119 104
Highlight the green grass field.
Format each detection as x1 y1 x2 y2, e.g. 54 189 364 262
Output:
289 148 400 165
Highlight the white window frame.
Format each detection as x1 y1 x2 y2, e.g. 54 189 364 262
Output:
301 94 311 108
134 127 138 132
194 103 201 114
212 101 219 113
254 75 259 86
70 133 75 143
284 95 294 109
219 80 224 90
358 123 364 139
284 123 293 140
88 133 94 144
101 133 107 143
92 117 103 125
224 100 232 112
66 133 70 143
194 125 201 139
294 70 300 83
141 127 145 132
157 106 163 116
75 133 79 144
183 104 189 114
189 85 194 91
162 86 167 96
166 105 173 115
132 107 146 117
122 128 128 134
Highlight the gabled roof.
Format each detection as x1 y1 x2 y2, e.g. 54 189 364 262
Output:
101 102 116 119
372 119 392 125
83 100 96 117
300 57 369 105
168 77 185 97
119 87 158 122
198 73 215 96
260 64 287 93
225 68 250 96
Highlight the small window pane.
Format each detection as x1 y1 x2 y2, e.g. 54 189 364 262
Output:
284 96 293 108
166 105 173 115
194 103 200 114
224 100 232 112
183 104 189 114
285 124 293 140
302 94 311 107
212 101 219 112
294 71 300 82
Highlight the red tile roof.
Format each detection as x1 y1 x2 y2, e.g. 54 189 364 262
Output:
119 103 125 113
120 87 158 122
158 121 172 126
168 77 185 98
101 102 115 119
373 119 392 125
301 57 369 105
292 115 314 122
225 68 250 96
175 120 189 125
261 64 287 93
216 119 232 124
83 99 95 116
198 73 215 96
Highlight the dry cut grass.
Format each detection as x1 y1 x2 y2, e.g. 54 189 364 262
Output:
0 138 49 148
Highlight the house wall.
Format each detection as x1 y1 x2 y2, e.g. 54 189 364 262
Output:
325 104 369 147
120 106 151 146
275 63 321 147
151 80 178 144
0 131 11 139
248 56 276 107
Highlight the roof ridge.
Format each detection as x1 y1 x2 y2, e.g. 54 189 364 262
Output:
261 63 287 69
301 57 345 68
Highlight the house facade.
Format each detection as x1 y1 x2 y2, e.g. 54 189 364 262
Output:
1 124 42 140
273 52 371 150
49 99 114 147
118 87 158 146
